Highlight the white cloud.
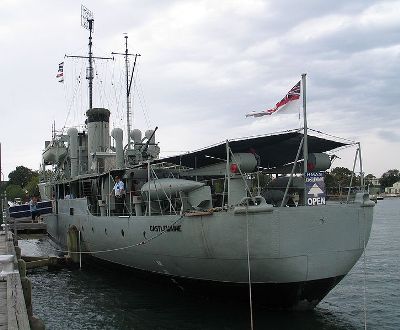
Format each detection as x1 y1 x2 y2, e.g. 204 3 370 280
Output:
288 15 351 43
359 1 400 28
0 0 399 179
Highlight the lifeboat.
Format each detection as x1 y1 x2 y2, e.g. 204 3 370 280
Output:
141 178 205 199
42 143 67 164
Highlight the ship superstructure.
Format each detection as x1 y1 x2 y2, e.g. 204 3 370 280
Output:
39 10 374 310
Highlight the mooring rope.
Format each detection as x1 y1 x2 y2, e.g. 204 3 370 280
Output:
245 204 254 330
57 214 184 255
363 218 368 330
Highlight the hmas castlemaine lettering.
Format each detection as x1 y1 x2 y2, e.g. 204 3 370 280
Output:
149 225 182 232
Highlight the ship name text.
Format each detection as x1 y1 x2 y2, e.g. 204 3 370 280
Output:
149 225 182 232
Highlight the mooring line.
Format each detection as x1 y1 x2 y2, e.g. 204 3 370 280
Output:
245 204 254 330
57 215 184 255
363 217 368 330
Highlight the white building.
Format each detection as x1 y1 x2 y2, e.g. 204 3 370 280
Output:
385 181 400 195
368 178 380 186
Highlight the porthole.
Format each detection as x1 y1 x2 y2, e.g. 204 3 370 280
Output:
104 228 107 235
121 229 125 237
92 227 94 232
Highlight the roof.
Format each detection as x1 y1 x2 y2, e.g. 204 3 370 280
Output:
156 130 350 170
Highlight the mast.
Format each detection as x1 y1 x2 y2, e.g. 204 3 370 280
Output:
124 35 131 146
302 73 308 206
87 19 94 109
112 36 141 149
66 6 112 111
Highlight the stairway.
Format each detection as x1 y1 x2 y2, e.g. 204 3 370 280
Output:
82 180 93 197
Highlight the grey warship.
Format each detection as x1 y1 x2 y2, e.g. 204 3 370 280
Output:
39 12 374 309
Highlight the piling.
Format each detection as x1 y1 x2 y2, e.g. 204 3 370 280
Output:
1 225 45 329
0 230 31 329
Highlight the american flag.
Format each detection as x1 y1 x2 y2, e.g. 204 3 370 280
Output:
246 81 301 118
56 62 64 83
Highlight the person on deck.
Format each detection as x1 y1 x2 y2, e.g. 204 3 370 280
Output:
112 176 125 215
29 196 39 220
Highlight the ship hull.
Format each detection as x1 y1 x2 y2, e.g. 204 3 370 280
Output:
44 197 373 309
82 253 345 309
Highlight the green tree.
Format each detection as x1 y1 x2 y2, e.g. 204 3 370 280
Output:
0 181 6 195
5 184 25 201
8 166 37 188
324 172 337 194
379 169 400 188
38 169 54 182
25 176 40 197
365 173 376 182
330 167 353 186
325 167 362 194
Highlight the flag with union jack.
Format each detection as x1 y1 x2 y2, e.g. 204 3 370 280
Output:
56 62 64 83
246 81 301 118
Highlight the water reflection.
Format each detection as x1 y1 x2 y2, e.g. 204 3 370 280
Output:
26 262 359 330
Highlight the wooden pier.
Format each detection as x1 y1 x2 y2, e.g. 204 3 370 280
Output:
0 230 31 329
8 218 47 235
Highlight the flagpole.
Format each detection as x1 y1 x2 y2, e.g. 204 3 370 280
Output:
226 140 230 207
302 73 308 206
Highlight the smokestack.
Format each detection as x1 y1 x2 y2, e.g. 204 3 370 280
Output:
86 108 111 172
67 128 79 177
111 128 124 168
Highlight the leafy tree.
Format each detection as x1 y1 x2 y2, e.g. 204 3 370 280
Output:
0 181 6 195
324 172 336 194
8 166 37 188
38 169 54 182
365 174 376 182
5 184 25 201
330 167 353 186
379 169 400 188
325 166 361 194
25 176 40 197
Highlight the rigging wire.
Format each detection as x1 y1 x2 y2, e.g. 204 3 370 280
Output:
308 127 357 144
56 214 184 255
134 63 152 129
111 56 125 129
245 205 254 330
150 166 179 215
363 217 368 330
62 60 84 133
93 59 106 108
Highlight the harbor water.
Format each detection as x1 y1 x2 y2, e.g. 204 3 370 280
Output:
19 198 400 329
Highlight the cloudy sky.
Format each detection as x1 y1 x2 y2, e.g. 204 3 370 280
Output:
1 0 399 179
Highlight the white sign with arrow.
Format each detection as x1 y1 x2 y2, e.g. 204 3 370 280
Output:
306 173 326 206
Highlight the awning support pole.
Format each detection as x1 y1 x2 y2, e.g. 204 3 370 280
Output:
226 140 230 207
347 146 359 203
281 137 304 207
358 142 364 190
